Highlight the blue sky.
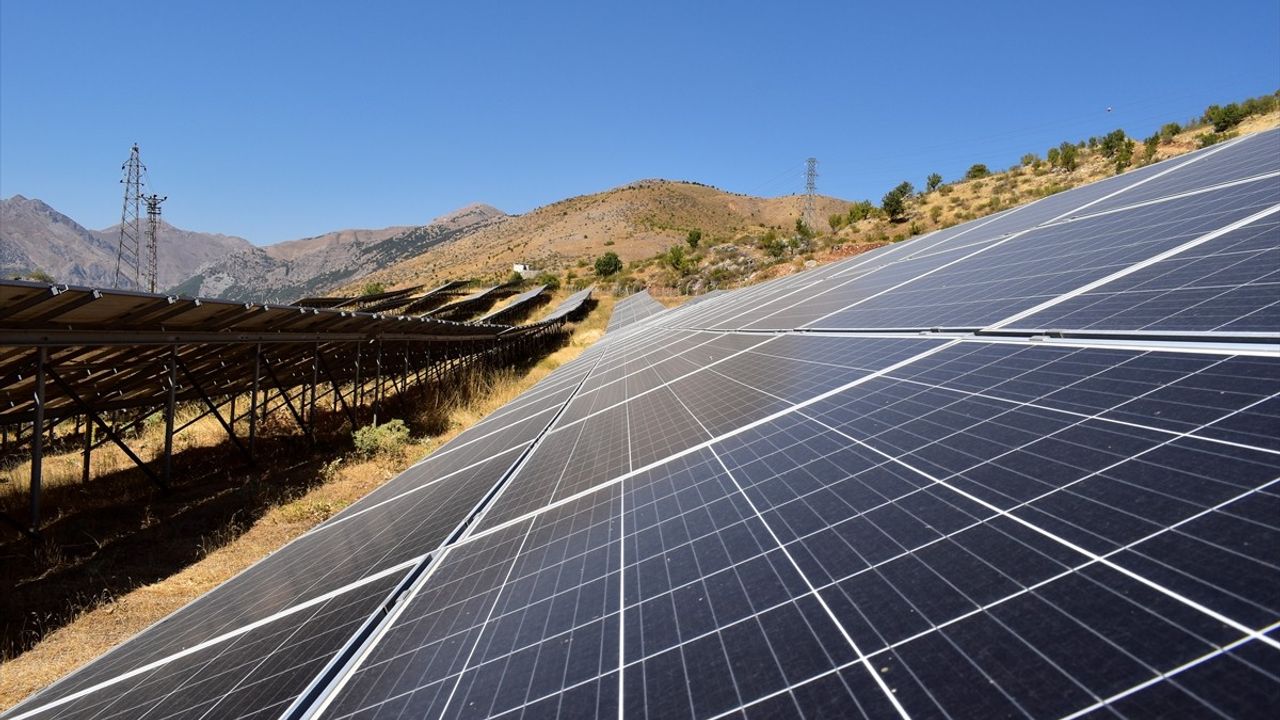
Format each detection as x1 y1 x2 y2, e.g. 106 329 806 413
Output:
2 1 1277 245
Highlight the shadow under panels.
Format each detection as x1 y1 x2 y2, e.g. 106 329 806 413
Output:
791 175 1280 331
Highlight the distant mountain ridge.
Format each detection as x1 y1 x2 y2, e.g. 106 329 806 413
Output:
0 196 505 303
0 195 253 289
171 203 506 302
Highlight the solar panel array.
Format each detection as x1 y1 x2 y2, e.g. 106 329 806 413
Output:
7 128 1279 720
606 291 667 333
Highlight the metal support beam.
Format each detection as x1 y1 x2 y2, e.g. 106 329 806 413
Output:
163 348 176 485
373 340 383 426
261 353 312 444
249 344 260 460
176 355 251 462
81 416 92 484
47 366 166 490
29 347 47 533
317 352 358 428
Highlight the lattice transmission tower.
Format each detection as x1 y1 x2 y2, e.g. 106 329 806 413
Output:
114 144 148 289
143 194 167 293
803 157 818 231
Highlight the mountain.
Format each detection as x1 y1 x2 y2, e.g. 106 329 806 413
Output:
0 195 253 289
340 180 853 291
171 203 506 302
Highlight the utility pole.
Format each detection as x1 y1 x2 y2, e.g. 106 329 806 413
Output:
143 193 167 293
803 157 818 231
114 144 147 290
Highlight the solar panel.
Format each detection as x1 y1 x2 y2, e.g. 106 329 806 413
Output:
607 290 667 333
9 128 1279 720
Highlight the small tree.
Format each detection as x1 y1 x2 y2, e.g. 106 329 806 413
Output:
685 228 702 250
964 164 990 180
828 213 845 231
1142 134 1160 164
1020 153 1039 167
1057 142 1078 171
1203 103 1245 132
1159 122 1182 142
794 218 814 238
1098 129 1129 159
926 173 943 192
1113 138 1135 173
881 187 908 221
847 200 875 224
594 251 623 277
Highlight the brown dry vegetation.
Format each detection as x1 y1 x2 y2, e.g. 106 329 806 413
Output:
0 293 613 711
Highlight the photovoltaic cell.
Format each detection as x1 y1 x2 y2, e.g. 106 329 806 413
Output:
1011 214 1280 333
1080 128 1280 215
323 486 623 720
804 176 1280 330
10 573 401 720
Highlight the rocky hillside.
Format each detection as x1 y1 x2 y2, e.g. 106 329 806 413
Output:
340 181 852 292
0 196 252 289
171 203 506 302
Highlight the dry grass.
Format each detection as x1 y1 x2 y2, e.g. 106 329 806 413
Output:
0 295 613 711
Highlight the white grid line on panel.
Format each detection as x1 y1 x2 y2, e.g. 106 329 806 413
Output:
442 464 1279 720
703 444 914 719
6 558 421 720
457 341 961 548
803 414 1280 652
316 442 530 533
988 203 1280 330
796 142 1251 332
539 334 780 438
1057 623 1280 720
298 345 611 719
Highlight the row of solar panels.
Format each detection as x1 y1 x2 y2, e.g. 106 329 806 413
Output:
7 129 1278 719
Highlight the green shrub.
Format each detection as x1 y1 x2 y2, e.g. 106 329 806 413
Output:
1203 103 1246 132
758 229 786 258
353 419 410 458
1159 122 1182 142
1098 129 1131 160
534 272 560 291
361 282 386 296
846 200 876 224
594 251 623 277
1142 135 1160 164
1197 131 1236 148
926 173 943 192
685 229 702 250
964 164 990 180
